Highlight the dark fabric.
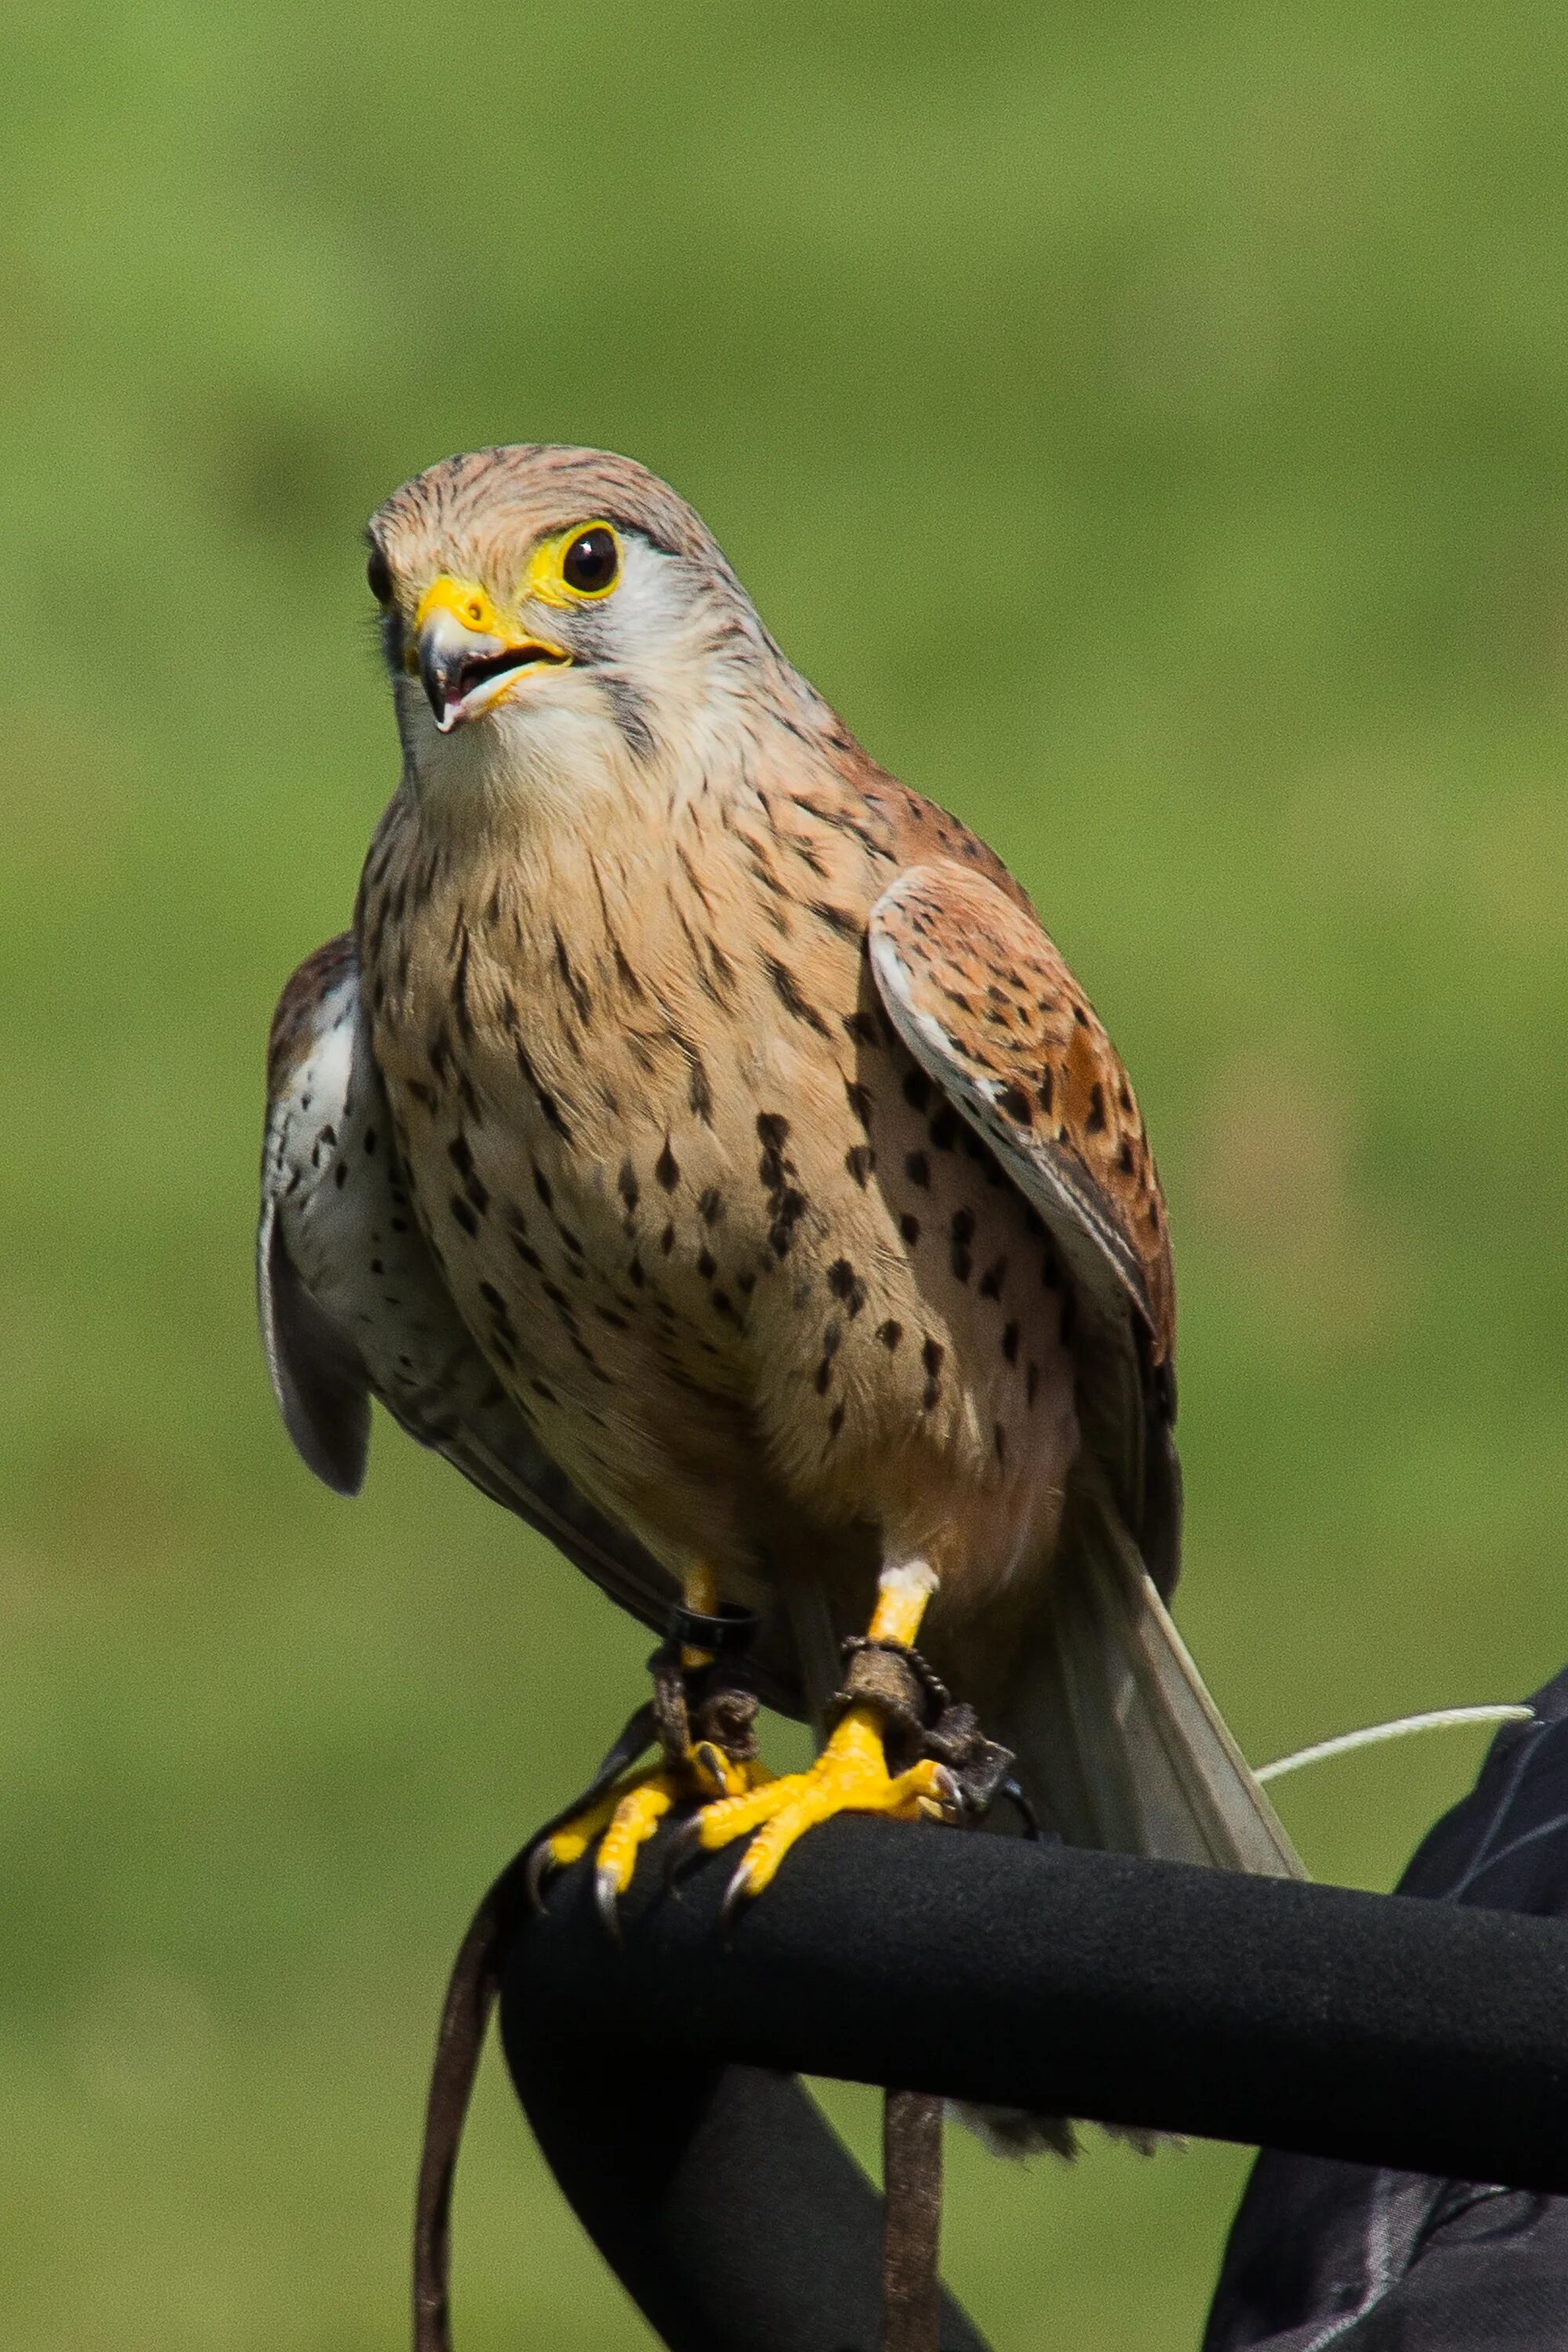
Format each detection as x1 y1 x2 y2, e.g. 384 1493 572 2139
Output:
1206 1665 1568 2350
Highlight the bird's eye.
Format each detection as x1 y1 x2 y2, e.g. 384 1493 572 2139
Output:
560 524 620 597
366 541 395 604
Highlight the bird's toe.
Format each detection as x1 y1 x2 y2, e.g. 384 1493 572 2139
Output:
692 1726 958 1915
539 1744 773 1926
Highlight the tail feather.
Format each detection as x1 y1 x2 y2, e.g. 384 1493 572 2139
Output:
962 1493 1301 2157
996 1490 1304 1878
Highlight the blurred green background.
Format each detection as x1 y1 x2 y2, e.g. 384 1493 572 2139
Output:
3 2 1567 2343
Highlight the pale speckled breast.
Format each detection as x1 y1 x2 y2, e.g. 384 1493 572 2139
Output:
356 775 1080 1633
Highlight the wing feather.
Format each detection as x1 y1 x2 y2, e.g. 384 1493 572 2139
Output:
258 1194 370 1495
869 862 1301 1881
869 861 1175 1573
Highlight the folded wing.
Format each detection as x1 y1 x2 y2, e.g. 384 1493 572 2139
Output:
870 864 1301 1877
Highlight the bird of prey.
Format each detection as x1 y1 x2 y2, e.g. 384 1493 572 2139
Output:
260 444 1300 1949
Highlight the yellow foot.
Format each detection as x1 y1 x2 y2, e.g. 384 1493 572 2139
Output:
680 1708 960 1925
529 1740 774 1933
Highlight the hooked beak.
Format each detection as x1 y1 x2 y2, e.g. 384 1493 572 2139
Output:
412 576 571 732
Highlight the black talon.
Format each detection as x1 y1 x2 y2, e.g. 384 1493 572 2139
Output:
719 1857 753 1942
661 1813 708 1895
593 1865 623 1943
522 1697 661 1920
1001 1775 1044 1840
525 1839 561 1914
690 1740 729 1798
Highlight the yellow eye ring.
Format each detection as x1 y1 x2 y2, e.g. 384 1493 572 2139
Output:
557 521 620 598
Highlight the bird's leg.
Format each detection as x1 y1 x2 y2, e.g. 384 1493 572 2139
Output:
530 1563 773 1925
681 1562 965 1917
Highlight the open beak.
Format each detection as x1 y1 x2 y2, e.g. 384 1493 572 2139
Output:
412 577 571 732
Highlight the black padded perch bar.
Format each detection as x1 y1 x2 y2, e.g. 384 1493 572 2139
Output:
497 1808 1568 2352
505 2032 989 2352
481 1677 1568 2352
507 1816 1568 2192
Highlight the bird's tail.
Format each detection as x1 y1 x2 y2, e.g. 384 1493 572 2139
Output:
993 1483 1303 1879
963 1481 1302 2158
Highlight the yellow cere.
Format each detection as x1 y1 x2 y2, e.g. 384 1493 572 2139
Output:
524 519 622 607
411 574 513 647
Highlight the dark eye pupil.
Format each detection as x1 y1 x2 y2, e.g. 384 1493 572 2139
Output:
563 528 617 593
366 543 394 604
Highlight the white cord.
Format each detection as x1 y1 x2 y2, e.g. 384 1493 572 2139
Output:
1257 1705 1535 1784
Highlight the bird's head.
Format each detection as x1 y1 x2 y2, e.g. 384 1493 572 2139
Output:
366 446 797 815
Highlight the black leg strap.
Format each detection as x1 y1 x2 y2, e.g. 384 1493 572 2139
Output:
664 1602 760 1658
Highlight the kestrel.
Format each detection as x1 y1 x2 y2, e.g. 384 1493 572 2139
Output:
260 445 1299 1965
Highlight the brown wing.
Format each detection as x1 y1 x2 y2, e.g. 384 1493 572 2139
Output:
868 859 1179 1588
